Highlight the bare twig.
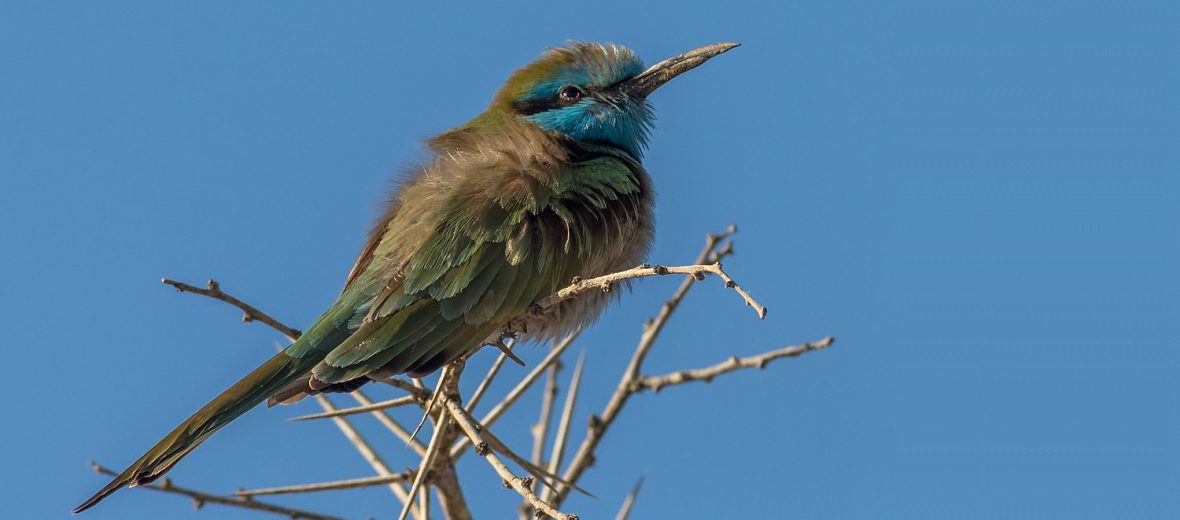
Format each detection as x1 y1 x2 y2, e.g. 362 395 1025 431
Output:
350 391 428 456
289 395 417 421
531 358 562 467
542 351 585 502
236 472 412 497
410 366 451 445
450 331 581 460
88 462 342 520
424 361 474 520
378 377 435 401
419 482 431 520
399 407 451 520
614 476 644 520
443 399 579 520
524 357 562 520
161 278 303 340
312 394 418 518
552 228 737 505
538 263 766 319
637 337 836 393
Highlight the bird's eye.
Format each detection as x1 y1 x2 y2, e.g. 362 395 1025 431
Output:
559 86 584 102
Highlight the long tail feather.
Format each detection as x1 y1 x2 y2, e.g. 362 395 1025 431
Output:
74 350 318 513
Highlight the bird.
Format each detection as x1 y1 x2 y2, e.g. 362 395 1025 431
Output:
75 41 737 513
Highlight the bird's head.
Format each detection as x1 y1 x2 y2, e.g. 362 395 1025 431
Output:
492 42 738 159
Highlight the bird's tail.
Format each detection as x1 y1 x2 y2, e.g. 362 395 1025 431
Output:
73 349 319 513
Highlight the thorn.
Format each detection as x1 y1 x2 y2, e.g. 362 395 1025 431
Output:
495 339 526 367
503 479 512 489
475 442 489 456
724 280 736 288
692 272 705 281
522 476 535 491
652 264 668 275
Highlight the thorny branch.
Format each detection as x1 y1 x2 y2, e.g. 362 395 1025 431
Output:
161 278 303 341
88 226 834 520
236 472 412 497
636 337 836 393
443 398 579 520
87 462 343 520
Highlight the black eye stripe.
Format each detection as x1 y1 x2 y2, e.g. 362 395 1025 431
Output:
513 85 598 116
513 97 560 116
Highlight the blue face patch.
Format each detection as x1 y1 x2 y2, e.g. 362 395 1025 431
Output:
524 96 654 159
513 43 655 159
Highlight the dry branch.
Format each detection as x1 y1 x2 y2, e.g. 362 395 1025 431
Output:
538 263 766 319
443 399 579 520
236 473 412 497
551 228 737 505
541 351 585 503
312 394 419 517
161 278 302 340
637 337 836 393
88 462 342 520
289 395 417 421
450 331 581 460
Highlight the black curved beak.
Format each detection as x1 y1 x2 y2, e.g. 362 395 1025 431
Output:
620 42 740 99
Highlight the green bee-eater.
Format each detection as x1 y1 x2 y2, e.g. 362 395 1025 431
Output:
76 41 737 513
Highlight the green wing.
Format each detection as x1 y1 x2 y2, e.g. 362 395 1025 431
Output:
305 155 643 383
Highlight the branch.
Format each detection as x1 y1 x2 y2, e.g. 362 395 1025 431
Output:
399 400 451 520
349 391 428 457
161 278 302 340
442 399 579 520
236 473 412 497
541 351 585 503
637 337 836 393
551 227 736 505
531 358 562 471
312 394 419 518
288 395 417 421
378 376 435 401
88 462 343 520
537 263 766 320
450 330 581 460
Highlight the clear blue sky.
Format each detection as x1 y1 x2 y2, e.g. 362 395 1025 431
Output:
2 1 1176 518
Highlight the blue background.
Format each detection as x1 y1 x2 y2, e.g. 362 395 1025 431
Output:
2 1 1176 518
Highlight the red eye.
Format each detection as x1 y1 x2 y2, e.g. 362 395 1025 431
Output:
559 86 583 102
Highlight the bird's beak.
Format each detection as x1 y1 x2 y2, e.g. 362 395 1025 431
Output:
620 42 740 99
